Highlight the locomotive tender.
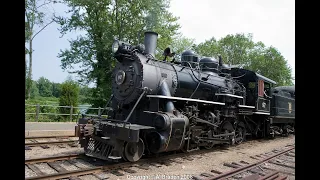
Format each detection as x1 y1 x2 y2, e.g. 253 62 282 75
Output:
75 31 295 162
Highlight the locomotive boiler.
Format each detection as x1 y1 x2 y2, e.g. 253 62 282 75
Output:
75 31 295 162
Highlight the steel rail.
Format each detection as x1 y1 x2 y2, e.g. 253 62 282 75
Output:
25 140 78 146
201 146 295 180
25 154 84 164
25 135 75 139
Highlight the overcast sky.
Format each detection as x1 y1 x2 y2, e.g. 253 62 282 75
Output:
30 0 295 84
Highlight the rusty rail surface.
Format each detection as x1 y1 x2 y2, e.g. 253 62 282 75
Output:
25 135 76 139
25 140 78 147
193 145 295 180
25 154 84 164
26 167 104 180
25 135 79 148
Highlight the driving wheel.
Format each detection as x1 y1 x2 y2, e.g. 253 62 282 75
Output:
235 122 246 144
124 138 145 162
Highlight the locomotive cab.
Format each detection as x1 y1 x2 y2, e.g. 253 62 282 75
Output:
255 74 276 114
230 68 276 114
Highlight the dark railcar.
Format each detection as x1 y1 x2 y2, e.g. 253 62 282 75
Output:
271 86 295 124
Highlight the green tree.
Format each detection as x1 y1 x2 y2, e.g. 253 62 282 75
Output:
195 34 293 85
59 80 80 114
37 77 53 97
195 33 255 66
249 45 293 86
79 85 92 104
171 35 195 54
55 0 180 108
30 80 40 98
25 0 56 99
218 33 254 66
194 37 219 57
52 82 61 98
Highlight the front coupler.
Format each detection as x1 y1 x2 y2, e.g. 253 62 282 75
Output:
75 117 154 161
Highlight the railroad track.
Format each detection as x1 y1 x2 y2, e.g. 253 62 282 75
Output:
25 135 76 139
25 135 79 149
192 144 295 180
25 144 230 180
25 139 295 180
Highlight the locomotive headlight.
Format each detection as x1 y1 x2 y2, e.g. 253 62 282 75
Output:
112 40 120 53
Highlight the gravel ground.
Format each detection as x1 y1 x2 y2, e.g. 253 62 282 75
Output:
105 135 295 180
25 135 294 180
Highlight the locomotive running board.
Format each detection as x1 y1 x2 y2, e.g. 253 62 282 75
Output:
238 105 255 109
146 95 225 105
215 93 244 99
253 112 270 115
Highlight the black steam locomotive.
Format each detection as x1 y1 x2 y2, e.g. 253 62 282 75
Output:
75 31 295 162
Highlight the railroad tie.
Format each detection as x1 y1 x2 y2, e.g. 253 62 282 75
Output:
240 161 250 165
223 163 241 168
58 144 66 148
231 162 243 167
69 176 82 180
168 159 183 164
157 160 171 166
40 145 49 149
148 162 162 167
268 160 295 169
192 175 206 180
250 156 260 160
110 170 124 176
256 171 280 180
183 157 194 161
240 174 260 180
210 169 223 174
47 162 68 173
27 164 45 176
200 172 215 177
136 164 150 170
122 168 136 173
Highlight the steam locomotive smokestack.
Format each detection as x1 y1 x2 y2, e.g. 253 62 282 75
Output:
144 31 158 57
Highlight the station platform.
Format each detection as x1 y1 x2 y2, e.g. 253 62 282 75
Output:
25 122 76 137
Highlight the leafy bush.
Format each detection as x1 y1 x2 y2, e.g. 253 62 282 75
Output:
59 80 80 120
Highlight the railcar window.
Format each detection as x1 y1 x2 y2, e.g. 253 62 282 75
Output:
248 82 255 88
264 82 270 94
279 91 291 97
246 81 256 106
